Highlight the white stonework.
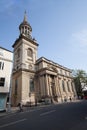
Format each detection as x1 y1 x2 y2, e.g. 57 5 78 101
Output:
0 47 13 111
11 13 77 106
0 47 13 92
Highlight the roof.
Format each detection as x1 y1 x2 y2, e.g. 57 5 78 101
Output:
36 56 72 72
0 46 13 53
19 11 32 31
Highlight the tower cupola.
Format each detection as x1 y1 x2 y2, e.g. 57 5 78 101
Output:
19 11 32 39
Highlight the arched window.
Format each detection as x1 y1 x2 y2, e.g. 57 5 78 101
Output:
62 80 65 92
17 48 20 58
29 78 34 92
27 48 33 58
15 79 18 95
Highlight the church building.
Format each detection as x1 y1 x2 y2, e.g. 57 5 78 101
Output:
11 12 77 106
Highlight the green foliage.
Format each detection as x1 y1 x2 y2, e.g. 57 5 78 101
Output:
72 69 87 96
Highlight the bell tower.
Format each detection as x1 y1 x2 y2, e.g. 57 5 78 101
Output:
19 11 32 39
11 12 39 106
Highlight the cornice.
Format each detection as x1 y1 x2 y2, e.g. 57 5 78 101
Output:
12 68 35 75
12 34 39 48
36 57 71 72
0 57 13 63
0 46 13 53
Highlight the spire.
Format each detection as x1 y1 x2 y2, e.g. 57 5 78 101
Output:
19 11 32 39
23 10 27 22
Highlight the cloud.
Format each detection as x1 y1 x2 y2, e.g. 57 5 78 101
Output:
0 0 15 12
69 29 87 55
72 29 87 47
0 0 22 18
4 1 14 8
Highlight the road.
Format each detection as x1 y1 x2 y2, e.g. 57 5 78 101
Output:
0 100 87 130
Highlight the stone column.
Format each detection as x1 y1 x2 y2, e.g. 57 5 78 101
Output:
39 76 43 96
58 77 63 102
47 75 50 95
45 74 49 96
48 75 52 97
54 76 58 96
56 77 60 96
42 75 45 96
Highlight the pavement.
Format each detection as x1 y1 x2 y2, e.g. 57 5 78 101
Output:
0 99 81 118
0 103 53 118
0 107 19 117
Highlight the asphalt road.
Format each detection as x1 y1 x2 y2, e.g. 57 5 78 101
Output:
0 100 87 130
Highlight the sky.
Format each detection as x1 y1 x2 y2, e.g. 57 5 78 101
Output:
0 0 87 72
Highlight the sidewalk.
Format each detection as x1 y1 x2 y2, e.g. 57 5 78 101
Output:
0 107 19 117
0 104 52 118
0 99 81 118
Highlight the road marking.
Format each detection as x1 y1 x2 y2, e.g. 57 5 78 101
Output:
40 110 56 116
0 108 43 120
0 118 27 128
24 108 42 113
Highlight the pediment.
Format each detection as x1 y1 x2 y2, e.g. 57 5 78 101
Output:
48 65 58 73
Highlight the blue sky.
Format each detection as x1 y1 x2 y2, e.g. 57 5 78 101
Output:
0 0 87 71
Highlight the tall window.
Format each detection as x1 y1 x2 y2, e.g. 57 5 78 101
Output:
30 78 34 92
15 79 18 95
62 80 65 92
2 62 4 70
0 62 4 70
27 48 33 58
17 48 20 58
67 81 70 92
0 62 1 69
71 82 74 92
0 78 5 87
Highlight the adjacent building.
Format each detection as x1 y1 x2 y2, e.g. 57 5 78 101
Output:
11 12 77 106
0 47 13 111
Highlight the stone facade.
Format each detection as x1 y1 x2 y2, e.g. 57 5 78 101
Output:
11 12 77 106
35 57 76 103
0 47 13 111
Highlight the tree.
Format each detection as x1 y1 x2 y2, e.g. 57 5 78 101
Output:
72 69 87 97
